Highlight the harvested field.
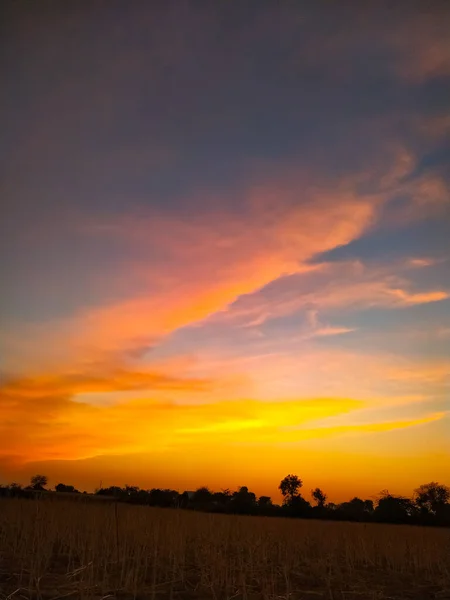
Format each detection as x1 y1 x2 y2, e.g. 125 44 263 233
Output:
0 498 449 600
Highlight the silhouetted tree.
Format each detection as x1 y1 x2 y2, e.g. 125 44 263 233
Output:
311 487 327 508
212 489 232 511
149 488 178 507
178 491 191 508
55 483 79 493
30 474 48 491
286 494 311 517
0 483 25 498
230 486 257 514
96 485 123 497
258 495 275 516
259 495 272 507
337 497 373 521
374 491 416 523
193 486 213 505
279 474 303 504
7 472 448 526
414 482 450 516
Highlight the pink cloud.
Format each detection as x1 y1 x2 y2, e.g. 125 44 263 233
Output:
389 289 449 305
2 169 384 373
5 143 446 377
206 257 449 335
408 258 438 268
313 327 356 337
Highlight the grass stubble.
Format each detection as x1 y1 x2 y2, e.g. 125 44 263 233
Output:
0 497 449 600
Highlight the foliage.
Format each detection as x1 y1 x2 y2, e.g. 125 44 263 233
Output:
0 475 448 526
278 474 303 503
336 497 374 521
30 474 48 490
311 487 327 508
258 495 272 507
192 486 213 505
414 482 450 515
55 483 79 493
374 491 416 523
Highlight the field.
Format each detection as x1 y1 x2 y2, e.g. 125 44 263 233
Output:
1 498 449 600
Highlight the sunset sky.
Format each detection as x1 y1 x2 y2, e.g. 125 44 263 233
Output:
1 2 449 502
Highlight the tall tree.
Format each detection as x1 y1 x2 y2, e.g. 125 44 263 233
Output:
230 486 257 514
30 474 48 490
414 482 450 515
279 474 303 503
311 487 327 508
374 491 415 522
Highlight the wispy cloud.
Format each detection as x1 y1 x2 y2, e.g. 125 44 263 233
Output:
2 365 446 476
206 258 449 333
408 258 439 268
388 288 449 305
313 327 356 337
282 412 446 439
1 169 384 372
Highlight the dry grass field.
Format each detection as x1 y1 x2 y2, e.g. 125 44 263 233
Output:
0 497 449 600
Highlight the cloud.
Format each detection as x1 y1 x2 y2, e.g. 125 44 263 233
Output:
408 258 438 268
2 362 446 475
183 340 449 412
0 368 363 466
1 368 211 400
0 363 219 467
271 4 450 86
391 13 450 82
3 54 449 376
313 327 356 337
387 361 450 385
1 168 384 373
15 159 441 372
389 289 449 305
205 257 449 335
277 412 447 445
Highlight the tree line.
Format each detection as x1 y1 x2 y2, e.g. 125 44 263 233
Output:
1 473 449 526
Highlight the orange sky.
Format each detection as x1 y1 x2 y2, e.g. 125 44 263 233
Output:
1 3 449 502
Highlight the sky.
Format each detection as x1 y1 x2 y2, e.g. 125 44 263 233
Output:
1 2 449 502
